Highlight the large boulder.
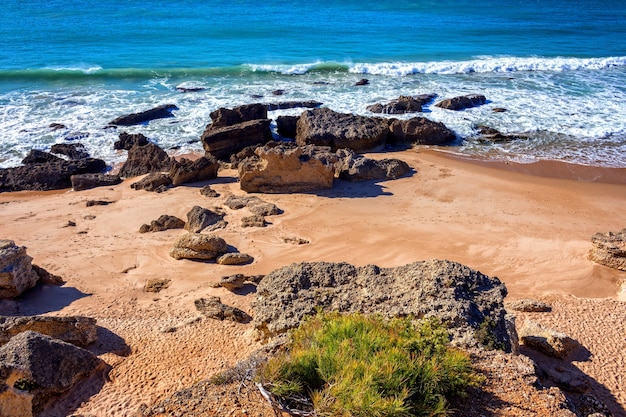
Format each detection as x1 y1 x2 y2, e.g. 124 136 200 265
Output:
0 331 103 417
238 144 337 193
252 259 512 351
21 150 62 165
169 233 229 261
388 117 457 145
114 132 149 150
109 104 178 126
50 143 90 160
70 173 121 191
276 115 299 138
201 119 273 160
589 228 626 271
0 316 97 348
0 240 40 299
296 107 389 152
434 94 487 111
0 158 106 192
366 94 436 114
119 143 171 178
130 173 172 192
338 153 411 182
184 206 226 233
209 103 268 128
168 156 219 186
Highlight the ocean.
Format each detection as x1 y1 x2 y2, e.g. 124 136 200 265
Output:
1 0 625 168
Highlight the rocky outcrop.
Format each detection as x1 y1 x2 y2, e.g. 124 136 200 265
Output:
109 104 178 126
388 117 457 145
209 104 268 128
0 158 106 192
21 150 62 165
114 132 149 150
276 115 299 138
518 320 578 358
201 119 273 160
139 215 185 233
338 153 411 182
252 259 512 351
366 94 436 114
119 143 171 178
296 108 389 152
184 206 226 233
589 228 626 271
241 214 267 228
168 156 219 186
239 144 336 193
0 240 40 298
50 143 90 160
0 316 97 348
216 253 254 265
70 173 121 191
169 233 229 261
434 94 486 111
0 331 103 417
194 296 251 323
130 173 172 192
506 299 552 313
265 101 322 111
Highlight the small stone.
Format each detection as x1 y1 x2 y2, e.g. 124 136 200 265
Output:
216 253 254 265
144 278 171 293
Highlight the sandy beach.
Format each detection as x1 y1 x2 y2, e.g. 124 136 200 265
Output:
1 149 625 416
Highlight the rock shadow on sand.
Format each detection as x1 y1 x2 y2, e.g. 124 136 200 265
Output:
0 284 91 316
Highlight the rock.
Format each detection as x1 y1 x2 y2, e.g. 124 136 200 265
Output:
355 78 369 86
50 143 90 160
169 233 229 261
492 107 507 113
49 123 66 131
434 94 487 111
241 214 267 228
184 206 226 233
338 154 411 182
64 131 89 142
272 89 284 96
31 265 64 286
85 200 113 207
70 173 121 191
388 117 457 145
506 299 552 313
144 278 171 293
139 215 185 233
223 195 281 216
216 253 254 265
201 119 273 160
194 296 251 323
265 101 322 111
276 115 299 138
518 320 578 358
209 103 268 128
199 185 219 198
119 143 171 178
109 104 178 126
114 132 149 150
21 150 63 165
589 228 626 271
366 94 436 114
1 158 106 192
168 156 219 186
130 173 172 192
0 240 40 298
296 107 389 152
229 140 292 168
252 259 512 351
471 126 529 143
238 144 336 193
217 274 246 291
0 331 103 417
0 316 97 348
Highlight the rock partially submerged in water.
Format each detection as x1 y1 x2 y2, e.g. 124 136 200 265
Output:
367 94 436 114
109 104 178 126
435 94 487 111
589 228 626 271
252 259 512 351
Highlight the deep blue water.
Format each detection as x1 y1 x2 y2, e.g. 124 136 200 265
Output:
1 0 626 167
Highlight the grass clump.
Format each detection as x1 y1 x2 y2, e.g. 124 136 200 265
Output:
258 312 481 416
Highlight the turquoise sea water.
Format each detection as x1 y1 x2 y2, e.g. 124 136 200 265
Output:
1 0 626 167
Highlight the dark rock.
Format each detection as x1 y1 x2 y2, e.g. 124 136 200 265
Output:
271 89 284 96
169 233 229 260
85 200 112 207
338 154 411 182
589 228 626 271
109 104 178 126
209 103 268 128
114 132 149 150
201 119 273 160
1 158 106 192
176 86 206 93
0 240 39 298
64 131 89 142
119 143 171 178
492 107 507 113
199 185 219 198
252 259 512 351
519 320 578 358
296 107 389 152
49 123 66 131
31 264 64 286
194 296 251 323
241 214 267 228
355 78 369 86
216 253 254 265
217 274 246 291
471 126 529 143
0 331 103 416
266 101 322 111
435 94 487 111
184 206 226 233
388 117 457 145
50 143 90 160
139 215 185 233
276 115 299 138
130 173 172 192
70 173 121 191
168 156 219 186
366 94 436 114
0 316 97 348
21 150 63 165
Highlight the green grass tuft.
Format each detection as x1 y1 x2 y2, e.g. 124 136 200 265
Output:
258 312 482 416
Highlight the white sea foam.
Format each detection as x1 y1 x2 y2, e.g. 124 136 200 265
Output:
43 65 103 74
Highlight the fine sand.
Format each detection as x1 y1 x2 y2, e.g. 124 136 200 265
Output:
0 149 624 416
